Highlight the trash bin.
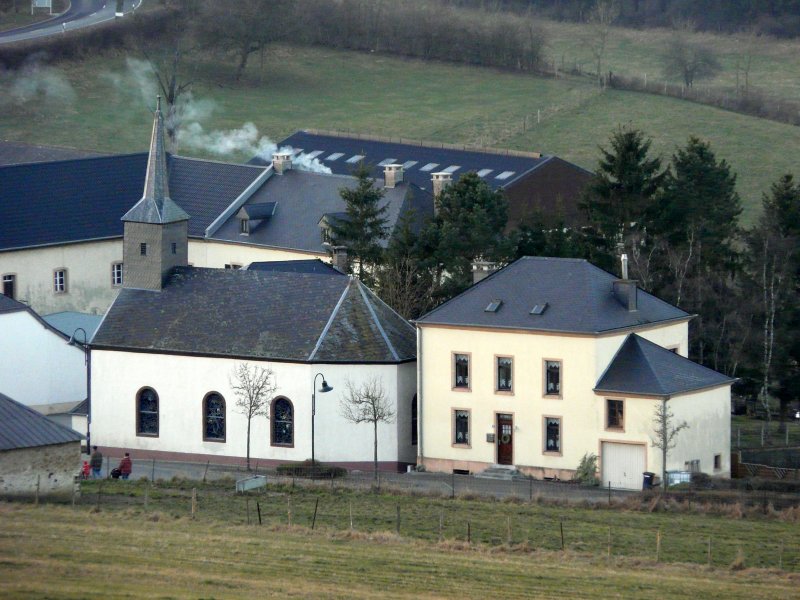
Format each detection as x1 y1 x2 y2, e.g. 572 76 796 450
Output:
642 471 655 490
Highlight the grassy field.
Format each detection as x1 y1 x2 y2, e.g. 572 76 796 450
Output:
1 499 798 599
2 46 799 224
542 19 800 102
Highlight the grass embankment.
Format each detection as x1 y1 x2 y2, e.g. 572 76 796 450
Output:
2 46 799 225
0 500 798 599
56 480 800 571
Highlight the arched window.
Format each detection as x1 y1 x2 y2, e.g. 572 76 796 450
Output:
411 394 418 445
203 392 226 442
271 397 293 447
136 387 159 436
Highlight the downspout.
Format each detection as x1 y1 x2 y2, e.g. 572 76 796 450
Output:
416 325 423 466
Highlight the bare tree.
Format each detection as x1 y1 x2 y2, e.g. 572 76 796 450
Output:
581 0 618 86
650 400 689 491
661 26 721 88
339 377 395 481
230 362 277 471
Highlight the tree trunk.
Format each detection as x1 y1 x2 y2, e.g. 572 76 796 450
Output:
373 420 378 481
246 417 252 471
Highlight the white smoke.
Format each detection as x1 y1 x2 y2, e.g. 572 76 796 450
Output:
0 54 76 107
105 59 330 173
177 122 332 173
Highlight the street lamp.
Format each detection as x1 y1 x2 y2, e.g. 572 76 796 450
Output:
67 327 90 452
311 372 333 468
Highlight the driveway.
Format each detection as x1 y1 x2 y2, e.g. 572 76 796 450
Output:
0 0 142 45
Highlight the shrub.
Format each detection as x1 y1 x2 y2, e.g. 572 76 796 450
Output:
276 460 347 479
574 453 599 486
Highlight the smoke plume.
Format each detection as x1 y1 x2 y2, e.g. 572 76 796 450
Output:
0 54 76 107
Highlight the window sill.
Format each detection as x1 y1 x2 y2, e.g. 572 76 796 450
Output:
543 394 562 400
452 386 472 392
271 443 294 448
136 432 159 438
495 390 514 396
452 443 472 449
605 427 624 433
542 450 562 457
203 438 226 443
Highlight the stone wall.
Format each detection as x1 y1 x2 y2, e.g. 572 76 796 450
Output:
0 442 81 499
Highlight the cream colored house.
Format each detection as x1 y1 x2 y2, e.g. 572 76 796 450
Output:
415 257 733 489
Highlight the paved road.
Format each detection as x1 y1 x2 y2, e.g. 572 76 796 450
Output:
87 455 635 504
0 0 142 45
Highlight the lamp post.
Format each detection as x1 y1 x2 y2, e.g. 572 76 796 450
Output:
311 372 333 468
67 327 90 453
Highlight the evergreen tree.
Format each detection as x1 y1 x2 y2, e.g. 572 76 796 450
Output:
329 162 389 282
581 126 666 240
420 172 510 299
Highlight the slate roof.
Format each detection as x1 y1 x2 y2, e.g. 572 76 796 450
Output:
42 311 103 340
416 257 689 334
0 293 27 314
594 334 735 397
0 154 264 251
210 168 433 253
250 130 553 193
91 267 416 364
247 259 343 276
0 140 105 166
0 392 84 451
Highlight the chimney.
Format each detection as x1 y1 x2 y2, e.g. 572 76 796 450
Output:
384 164 403 188
613 253 638 313
431 172 452 197
272 151 293 175
471 259 498 284
621 253 629 280
332 246 348 274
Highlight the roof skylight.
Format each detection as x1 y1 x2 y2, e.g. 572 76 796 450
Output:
442 165 461 173
420 163 439 172
402 160 418 170
346 154 365 163
477 169 493 177
530 302 549 315
485 299 503 312
325 152 344 161
495 171 515 180
378 158 398 166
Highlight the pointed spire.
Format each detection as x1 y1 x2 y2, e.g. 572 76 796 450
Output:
122 96 189 224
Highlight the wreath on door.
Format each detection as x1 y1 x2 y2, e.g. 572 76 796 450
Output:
500 434 511 444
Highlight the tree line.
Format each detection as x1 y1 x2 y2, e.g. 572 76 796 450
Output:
329 129 799 434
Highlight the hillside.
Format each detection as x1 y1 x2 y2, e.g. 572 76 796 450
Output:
2 46 798 224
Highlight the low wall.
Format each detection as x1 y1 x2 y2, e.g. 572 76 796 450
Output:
0 442 81 499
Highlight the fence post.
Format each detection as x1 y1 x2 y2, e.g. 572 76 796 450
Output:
396 505 401 535
287 495 292 526
529 478 533 501
35 474 40 505
439 510 444 542
707 536 712 566
779 540 784 569
608 481 611 505
246 496 250 526
312 498 319 530
256 501 262 525
467 521 471 544
144 483 149 511
191 487 197 519
506 516 512 545
656 529 661 562
560 520 564 551
151 458 155 482
451 472 455 499
349 500 353 530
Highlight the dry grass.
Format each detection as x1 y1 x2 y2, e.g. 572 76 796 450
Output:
0 501 798 599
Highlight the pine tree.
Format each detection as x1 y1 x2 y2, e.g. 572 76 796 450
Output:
329 162 389 282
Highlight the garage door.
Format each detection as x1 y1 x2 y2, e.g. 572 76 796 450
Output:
602 442 646 490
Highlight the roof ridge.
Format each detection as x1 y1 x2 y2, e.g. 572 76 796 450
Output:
357 280 400 361
307 277 352 361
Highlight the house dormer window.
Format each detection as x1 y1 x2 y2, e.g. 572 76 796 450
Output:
140 243 147 256
240 218 250 235
321 226 332 245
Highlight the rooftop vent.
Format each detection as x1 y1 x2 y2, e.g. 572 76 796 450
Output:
485 299 503 313
530 302 549 315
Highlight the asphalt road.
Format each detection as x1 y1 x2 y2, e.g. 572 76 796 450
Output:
0 0 142 45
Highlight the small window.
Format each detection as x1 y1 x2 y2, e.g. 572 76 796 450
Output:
111 263 123 287
454 353 470 389
606 399 624 430
171 242 177 255
240 219 250 235
411 394 418 446
53 269 67 293
530 302 548 315
714 454 721 470
321 227 332 244
454 410 470 445
544 360 561 396
136 387 159 436
272 397 294 446
485 299 503 312
686 459 701 472
544 417 561 454
140 243 147 256
2 274 15 299
224 263 242 270
203 393 226 442
496 356 513 392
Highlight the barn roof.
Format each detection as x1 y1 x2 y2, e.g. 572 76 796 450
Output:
0 392 84 451
91 267 415 364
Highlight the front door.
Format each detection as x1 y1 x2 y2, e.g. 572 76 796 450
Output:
497 414 513 465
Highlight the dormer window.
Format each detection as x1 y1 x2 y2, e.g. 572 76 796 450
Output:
240 219 250 235
321 226 332 245
140 243 147 256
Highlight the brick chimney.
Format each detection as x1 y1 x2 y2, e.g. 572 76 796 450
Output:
432 172 452 197
272 151 293 175
332 246 348 274
384 164 403 188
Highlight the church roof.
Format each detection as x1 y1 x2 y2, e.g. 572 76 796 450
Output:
594 334 735 397
91 267 415 364
122 98 190 224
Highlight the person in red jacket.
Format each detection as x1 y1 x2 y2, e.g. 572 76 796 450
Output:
118 452 133 480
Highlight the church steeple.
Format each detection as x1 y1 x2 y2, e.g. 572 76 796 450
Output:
121 97 190 291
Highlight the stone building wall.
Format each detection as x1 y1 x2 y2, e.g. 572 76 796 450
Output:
0 442 81 499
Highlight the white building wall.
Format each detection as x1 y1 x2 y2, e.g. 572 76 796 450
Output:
91 350 415 466
0 310 86 406
189 239 326 269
